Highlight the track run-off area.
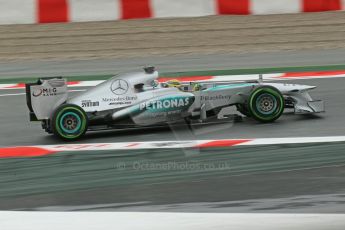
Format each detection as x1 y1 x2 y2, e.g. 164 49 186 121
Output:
1 63 345 212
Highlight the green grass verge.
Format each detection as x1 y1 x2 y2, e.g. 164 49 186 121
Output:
1 64 345 84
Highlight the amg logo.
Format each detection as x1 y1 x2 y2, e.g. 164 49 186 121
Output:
140 98 190 110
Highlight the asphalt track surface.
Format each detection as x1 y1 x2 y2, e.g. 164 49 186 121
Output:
1 143 345 212
1 49 345 78
1 54 345 212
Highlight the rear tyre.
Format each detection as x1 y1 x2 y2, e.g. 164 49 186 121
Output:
247 86 284 123
51 104 88 140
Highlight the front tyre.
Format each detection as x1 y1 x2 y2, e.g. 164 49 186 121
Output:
51 104 88 140
247 86 284 123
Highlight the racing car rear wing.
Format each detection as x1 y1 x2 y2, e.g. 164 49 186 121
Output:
26 77 68 121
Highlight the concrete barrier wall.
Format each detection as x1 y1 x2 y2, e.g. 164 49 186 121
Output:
0 0 344 25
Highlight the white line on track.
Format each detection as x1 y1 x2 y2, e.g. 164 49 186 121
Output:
0 93 26 97
18 136 345 152
0 212 344 230
0 73 345 92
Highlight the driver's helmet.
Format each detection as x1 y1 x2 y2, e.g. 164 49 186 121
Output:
192 83 201 91
165 79 182 88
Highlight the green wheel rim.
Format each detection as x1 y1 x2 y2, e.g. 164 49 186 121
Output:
255 93 278 115
55 107 87 139
59 112 82 134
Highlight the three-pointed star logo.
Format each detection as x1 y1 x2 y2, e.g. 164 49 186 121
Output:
111 79 129 95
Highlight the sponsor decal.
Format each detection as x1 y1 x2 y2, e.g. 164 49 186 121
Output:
140 98 190 111
109 101 132 106
32 88 57 97
81 100 99 107
111 79 129 95
200 95 231 101
32 89 43 97
103 96 137 106
103 96 137 102
140 110 182 119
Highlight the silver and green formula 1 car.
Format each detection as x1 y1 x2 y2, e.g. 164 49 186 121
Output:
25 67 324 140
